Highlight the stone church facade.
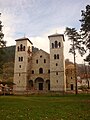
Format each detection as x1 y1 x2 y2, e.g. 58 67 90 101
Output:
13 33 66 94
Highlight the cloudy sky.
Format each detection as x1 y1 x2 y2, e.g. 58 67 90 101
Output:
0 0 90 64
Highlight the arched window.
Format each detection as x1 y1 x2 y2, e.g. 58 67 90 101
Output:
52 43 54 48
58 42 61 48
56 63 58 66
40 55 42 58
32 70 34 74
36 59 38 64
48 69 50 73
19 57 20 61
39 68 43 74
44 59 46 63
56 72 58 75
55 41 58 48
57 54 59 59
17 46 19 51
20 44 23 51
54 54 56 59
21 57 23 61
23 46 25 51
19 65 21 68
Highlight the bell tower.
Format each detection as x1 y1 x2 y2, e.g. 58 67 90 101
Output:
13 37 33 93
48 33 66 92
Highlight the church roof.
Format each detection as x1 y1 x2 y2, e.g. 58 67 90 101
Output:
15 37 33 45
32 49 49 57
48 33 65 41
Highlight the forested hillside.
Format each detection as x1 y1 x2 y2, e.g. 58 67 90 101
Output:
2 46 15 63
0 46 15 81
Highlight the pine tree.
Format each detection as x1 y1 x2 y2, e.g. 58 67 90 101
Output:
65 27 85 94
0 13 6 47
0 13 6 75
80 5 90 63
65 27 85 56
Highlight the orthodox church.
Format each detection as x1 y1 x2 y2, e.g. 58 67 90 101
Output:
13 33 66 94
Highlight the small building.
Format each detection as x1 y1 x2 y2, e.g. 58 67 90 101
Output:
65 64 75 91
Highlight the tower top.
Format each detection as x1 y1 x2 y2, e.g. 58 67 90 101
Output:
15 37 33 45
48 33 65 41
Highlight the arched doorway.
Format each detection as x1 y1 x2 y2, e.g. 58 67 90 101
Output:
71 84 74 90
46 80 50 90
35 77 44 90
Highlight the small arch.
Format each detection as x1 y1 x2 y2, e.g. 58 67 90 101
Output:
40 55 42 58
39 68 43 74
35 77 44 90
20 44 23 51
54 54 56 59
48 69 50 73
56 63 58 66
17 46 19 51
18 57 20 61
21 57 23 61
32 70 34 74
36 59 38 64
55 41 58 48
19 65 21 68
58 42 61 48
44 59 46 63
56 80 58 83
56 72 58 75
57 54 59 59
23 46 25 51
35 77 44 83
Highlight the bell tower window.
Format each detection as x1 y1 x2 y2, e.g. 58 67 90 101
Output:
23 46 25 51
54 54 56 59
57 54 59 59
17 46 19 51
55 41 58 48
58 42 61 48
36 59 38 64
19 57 20 61
20 44 23 51
21 57 23 61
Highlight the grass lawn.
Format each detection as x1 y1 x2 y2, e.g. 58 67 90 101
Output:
0 94 90 120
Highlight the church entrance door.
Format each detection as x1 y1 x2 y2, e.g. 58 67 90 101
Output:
39 83 43 90
35 77 44 91
71 84 73 90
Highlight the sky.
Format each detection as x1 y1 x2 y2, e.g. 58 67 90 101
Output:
0 0 90 64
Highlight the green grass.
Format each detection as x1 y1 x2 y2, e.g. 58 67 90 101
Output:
0 94 90 120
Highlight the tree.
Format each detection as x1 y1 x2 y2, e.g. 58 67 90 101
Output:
65 27 85 94
0 13 6 75
0 13 6 47
80 5 90 63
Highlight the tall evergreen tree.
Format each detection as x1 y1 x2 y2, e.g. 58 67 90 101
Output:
0 13 6 75
80 5 90 63
65 27 85 94
0 13 6 47
65 27 85 56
